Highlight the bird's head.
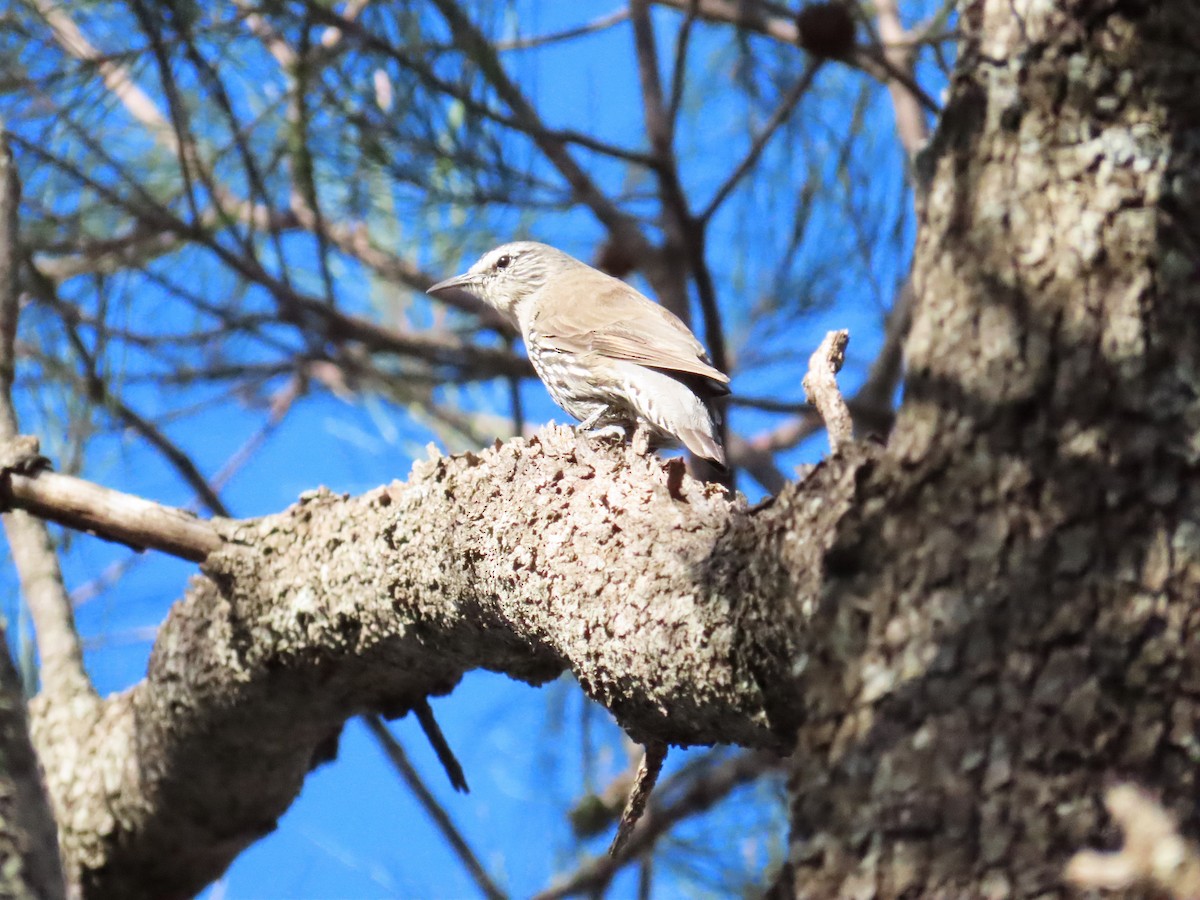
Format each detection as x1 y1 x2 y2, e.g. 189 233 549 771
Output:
427 241 573 321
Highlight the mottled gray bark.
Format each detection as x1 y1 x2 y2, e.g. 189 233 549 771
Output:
30 429 874 900
776 1 1200 897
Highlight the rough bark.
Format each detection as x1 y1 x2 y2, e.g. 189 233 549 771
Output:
29 428 876 900
777 0 1200 896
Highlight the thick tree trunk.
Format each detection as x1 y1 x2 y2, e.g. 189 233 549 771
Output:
778 1 1200 896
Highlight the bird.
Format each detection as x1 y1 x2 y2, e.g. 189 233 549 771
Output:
428 241 730 465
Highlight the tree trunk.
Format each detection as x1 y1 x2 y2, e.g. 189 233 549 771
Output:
778 1 1200 896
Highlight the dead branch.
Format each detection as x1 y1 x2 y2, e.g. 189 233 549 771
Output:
537 749 780 900
609 741 667 857
802 329 853 452
1 461 222 563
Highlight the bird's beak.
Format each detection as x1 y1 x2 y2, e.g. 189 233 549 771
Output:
427 273 477 295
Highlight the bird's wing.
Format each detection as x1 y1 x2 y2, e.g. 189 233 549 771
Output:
535 271 730 385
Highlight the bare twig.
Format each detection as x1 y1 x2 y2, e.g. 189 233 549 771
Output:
1065 784 1200 899
0 125 70 900
0 130 92 702
495 9 631 51
536 750 779 900
874 0 930 156
730 286 909 492
650 0 939 112
609 740 667 857
802 330 852 452
666 1 698 126
364 716 507 900
3 469 223 563
700 60 822 224
412 698 469 794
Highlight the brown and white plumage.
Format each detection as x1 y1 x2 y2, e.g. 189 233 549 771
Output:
428 241 729 465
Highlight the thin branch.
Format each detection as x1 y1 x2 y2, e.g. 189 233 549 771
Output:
653 0 799 42
700 60 822 224
36 0 630 342
4 467 223 563
364 716 507 900
629 0 731 471
609 741 667 857
301 2 657 171
412 698 469 794
495 9 631 51
15 144 531 381
802 329 853 452
70 376 302 607
535 750 779 900
630 0 673 161
128 0 202 227
0 130 92 702
50 303 232 518
874 0 930 156
287 29 339 309
424 0 653 256
666 1 698 126
650 0 939 113
725 435 789 495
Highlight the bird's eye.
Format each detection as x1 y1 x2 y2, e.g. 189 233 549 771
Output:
495 255 512 270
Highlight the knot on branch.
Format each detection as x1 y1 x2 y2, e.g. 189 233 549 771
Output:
0 436 50 513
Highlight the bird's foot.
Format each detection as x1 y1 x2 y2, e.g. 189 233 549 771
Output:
575 423 626 459
586 424 627 443
631 425 652 456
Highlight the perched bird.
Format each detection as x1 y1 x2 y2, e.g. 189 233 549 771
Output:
428 241 729 465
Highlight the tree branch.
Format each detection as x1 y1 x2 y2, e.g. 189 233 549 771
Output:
26 426 877 898
802 330 853 452
3 467 223 563
536 749 779 899
0 131 92 703
425 0 653 257
0 125 69 900
649 0 939 113
700 60 822 224
609 740 667 857
874 0 930 156
364 716 505 900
